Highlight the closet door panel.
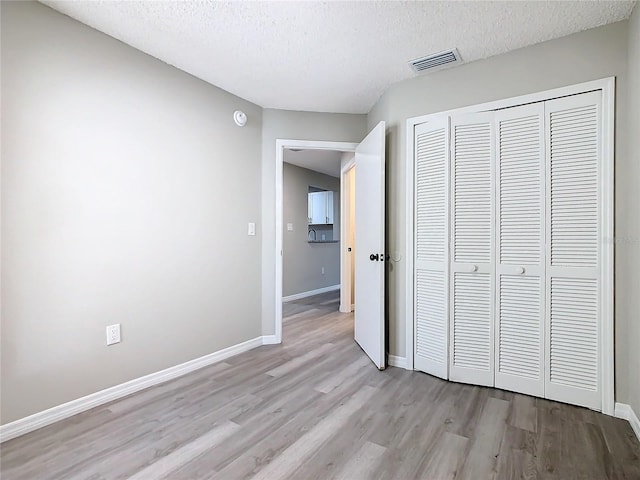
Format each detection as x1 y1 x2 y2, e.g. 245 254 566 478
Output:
451 270 492 373
495 104 545 397
414 119 449 379
497 275 543 393
545 91 601 410
449 113 494 386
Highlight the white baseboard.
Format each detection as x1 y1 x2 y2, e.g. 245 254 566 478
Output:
339 304 353 313
282 284 340 302
261 334 280 345
614 402 640 442
0 335 275 443
388 355 408 369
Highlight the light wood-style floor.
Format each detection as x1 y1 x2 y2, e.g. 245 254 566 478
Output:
2 290 639 479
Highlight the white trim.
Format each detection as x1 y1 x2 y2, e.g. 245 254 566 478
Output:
600 77 615 416
405 77 615 412
275 139 358 344
614 403 640 442
405 119 415 371
406 77 611 126
340 155 356 314
282 284 340 302
261 335 279 345
339 305 352 314
388 355 408 369
0 335 273 443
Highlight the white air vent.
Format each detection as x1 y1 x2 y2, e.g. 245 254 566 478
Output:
409 49 461 74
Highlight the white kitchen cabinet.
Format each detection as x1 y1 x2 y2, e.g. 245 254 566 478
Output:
308 191 334 224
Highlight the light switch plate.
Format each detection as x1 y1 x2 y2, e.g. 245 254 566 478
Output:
248 222 256 236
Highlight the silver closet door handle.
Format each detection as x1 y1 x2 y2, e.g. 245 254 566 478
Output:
469 265 478 273
517 266 525 274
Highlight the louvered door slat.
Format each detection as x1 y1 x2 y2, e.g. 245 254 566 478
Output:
449 113 494 387
416 270 446 368
452 273 491 370
549 102 598 267
498 275 542 381
545 91 601 411
414 119 449 379
453 122 492 264
494 103 545 397
550 277 598 391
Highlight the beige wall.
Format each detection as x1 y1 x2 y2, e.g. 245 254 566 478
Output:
367 21 633 403
1 2 263 423
283 163 340 297
625 5 640 415
261 109 367 334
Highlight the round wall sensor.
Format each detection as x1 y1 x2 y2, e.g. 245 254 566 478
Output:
233 110 247 127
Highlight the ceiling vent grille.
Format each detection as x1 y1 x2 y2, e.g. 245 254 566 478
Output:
409 49 461 74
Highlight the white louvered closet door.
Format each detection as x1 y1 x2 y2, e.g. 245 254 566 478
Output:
449 113 495 386
494 104 546 397
545 91 602 410
414 119 449 379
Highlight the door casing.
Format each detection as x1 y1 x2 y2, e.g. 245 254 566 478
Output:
274 139 358 343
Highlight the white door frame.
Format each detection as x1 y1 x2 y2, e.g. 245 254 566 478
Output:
340 155 356 313
405 77 615 415
275 139 358 343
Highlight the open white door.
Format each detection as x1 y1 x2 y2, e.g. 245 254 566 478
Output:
354 121 386 369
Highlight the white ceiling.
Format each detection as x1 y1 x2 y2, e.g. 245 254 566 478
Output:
41 1 635 114
284 149 343 178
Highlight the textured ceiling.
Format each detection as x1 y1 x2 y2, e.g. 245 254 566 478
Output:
284 149 343 178
41 1 636 114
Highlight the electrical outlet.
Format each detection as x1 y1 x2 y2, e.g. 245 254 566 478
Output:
287 223 293 231
106 324 121 346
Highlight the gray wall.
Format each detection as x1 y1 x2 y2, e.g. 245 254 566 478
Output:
3 0 637 425
1 1 263 423
625 5 640 416
367 21 633 402
261 109 367 334
283 164 340 297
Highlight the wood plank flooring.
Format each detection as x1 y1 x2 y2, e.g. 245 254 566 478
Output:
2 290 639 479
